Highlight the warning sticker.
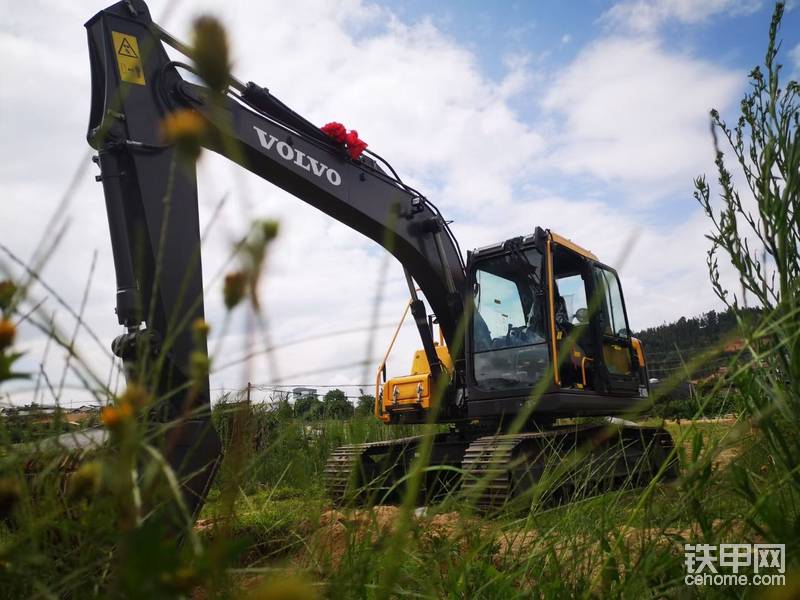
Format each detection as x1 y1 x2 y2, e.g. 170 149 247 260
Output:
111 31 146 85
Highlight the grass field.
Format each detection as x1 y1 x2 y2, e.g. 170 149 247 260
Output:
4 402 791 598
169 411 787 598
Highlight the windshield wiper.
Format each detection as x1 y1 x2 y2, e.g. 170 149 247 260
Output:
510 247 541 288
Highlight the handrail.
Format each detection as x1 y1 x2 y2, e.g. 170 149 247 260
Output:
581 356 594 387
374 295 417 416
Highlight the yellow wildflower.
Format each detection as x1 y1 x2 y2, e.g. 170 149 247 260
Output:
161 109 206 160
119 382 151 411
0 319 15 350
192 318 210 337
100 403 132 429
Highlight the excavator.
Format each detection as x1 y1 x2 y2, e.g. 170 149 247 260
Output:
84 0 676 517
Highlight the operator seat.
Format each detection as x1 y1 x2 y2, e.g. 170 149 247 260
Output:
554 295 589 388
473 311 492 351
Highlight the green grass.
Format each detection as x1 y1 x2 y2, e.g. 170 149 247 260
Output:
2 393 794 598
182 413 789 599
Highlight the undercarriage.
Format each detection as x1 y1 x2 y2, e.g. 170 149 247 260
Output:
324 422 678 510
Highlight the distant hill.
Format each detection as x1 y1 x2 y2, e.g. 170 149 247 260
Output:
633 307 758 382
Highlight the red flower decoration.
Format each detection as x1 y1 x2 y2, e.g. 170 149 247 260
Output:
345 130 368 160
321 121 347 144
321 121 368 160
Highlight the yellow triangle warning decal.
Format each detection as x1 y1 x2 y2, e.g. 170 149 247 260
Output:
111 31 146 85
117 37 138 58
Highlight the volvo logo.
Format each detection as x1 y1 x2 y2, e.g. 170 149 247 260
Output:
253 126 342 186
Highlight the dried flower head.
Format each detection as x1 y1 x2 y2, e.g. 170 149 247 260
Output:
190 351 211 384
223 271 247 310
0 477 20 518
239 218 281 308
0 280 16 312
192 15 231 93
68 461 103 500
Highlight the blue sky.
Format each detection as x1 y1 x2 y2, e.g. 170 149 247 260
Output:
380 0 799 230
389 1 796 77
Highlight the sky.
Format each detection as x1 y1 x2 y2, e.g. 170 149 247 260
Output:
1 0 798 407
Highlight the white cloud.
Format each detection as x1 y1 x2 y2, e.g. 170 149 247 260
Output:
601 0 762 33
790 42 800 75
540 37 741 196
0 0 547 405
0 0 743 408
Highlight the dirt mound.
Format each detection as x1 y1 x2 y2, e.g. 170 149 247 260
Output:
713 446 741 470
372 505 402 530
306 507 480 569
678 438 742 471
494 529 538 560
306 506 549 571
309 507 402 568
318 505 401 535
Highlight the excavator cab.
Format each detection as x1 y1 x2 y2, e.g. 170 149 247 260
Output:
465 227 649 419
378 227 649 424
466 227 649 417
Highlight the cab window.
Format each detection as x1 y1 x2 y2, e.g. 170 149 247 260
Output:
593 267 629 337
555 274 589 325
471 250 549 390
474 270 526 345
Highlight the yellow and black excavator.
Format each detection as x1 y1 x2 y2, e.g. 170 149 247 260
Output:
84 0 676 516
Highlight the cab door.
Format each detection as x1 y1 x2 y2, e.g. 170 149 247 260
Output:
589 265 640 395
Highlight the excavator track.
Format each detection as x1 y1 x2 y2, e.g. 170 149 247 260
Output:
460 435 518 510
325 423 677 510
324 432 475 506
324 444 368 504
461 423 677 512
324 435 424 505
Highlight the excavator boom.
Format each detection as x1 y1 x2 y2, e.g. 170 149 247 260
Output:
85 0 467 515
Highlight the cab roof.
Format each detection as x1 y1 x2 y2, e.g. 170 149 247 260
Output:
548 231 599 262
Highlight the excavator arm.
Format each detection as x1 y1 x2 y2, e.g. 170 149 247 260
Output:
85 0 467 516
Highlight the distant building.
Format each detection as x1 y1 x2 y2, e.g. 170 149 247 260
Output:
292 387 317 399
